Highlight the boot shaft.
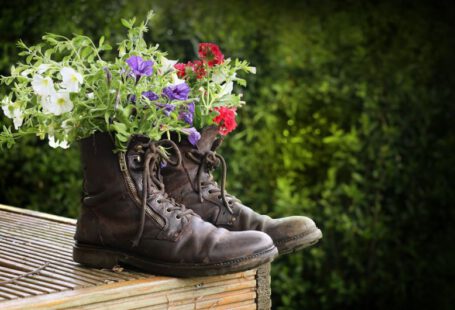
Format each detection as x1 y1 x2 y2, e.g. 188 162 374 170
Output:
161 126 221 195
80 132 124 196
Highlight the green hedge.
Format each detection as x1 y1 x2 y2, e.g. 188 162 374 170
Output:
1 1 454 309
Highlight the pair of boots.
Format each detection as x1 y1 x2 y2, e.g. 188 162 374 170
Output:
73 127 322 277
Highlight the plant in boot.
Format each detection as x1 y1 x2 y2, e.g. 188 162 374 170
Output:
165 45 323 255
0 12 205 151
0 12 278 277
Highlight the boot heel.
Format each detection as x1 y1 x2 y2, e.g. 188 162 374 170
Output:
73 244 121 269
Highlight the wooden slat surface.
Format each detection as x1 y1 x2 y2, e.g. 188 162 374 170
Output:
0 204 262 309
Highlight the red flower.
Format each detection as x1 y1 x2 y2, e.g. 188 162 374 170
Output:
188 60 206 79
174 61 206 79
198 43 224 67
213 106 237 135
174 63 186 78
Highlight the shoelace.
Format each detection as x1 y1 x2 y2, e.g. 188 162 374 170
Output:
186 149 236 215
132 139 194 247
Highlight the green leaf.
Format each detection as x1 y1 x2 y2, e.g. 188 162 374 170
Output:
121 18 131 29
81 46 92 58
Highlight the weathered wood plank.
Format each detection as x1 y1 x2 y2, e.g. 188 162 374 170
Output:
0 203 271 309
0 204 77 225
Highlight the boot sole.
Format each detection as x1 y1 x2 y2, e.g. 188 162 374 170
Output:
275 228 323 255
73 243 278 277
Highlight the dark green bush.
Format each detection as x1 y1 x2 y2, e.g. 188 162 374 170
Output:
1 1 454 309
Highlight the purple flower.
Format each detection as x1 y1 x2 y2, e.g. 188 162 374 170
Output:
179 102 195 125
162 83 190 101
183 127 201 146
156 103 176 116
126 55 154 80
142 91 159 101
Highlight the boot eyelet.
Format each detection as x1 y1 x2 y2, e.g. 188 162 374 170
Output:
217 195 221 199
208 190 213 194
166 208 171 212
157 199 162 204
228 200 233 205
176 215 181 220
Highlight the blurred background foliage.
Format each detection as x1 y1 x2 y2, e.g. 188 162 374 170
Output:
1 0 454 309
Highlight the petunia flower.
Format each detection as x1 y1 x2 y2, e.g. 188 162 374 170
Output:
171 72 186 85
179 102 195 125
142 91 159 101
45 91 73 115
37 64 51 74
159 57 177 74
61 67 84 92
48 135 70 149
156 103 176 116
31 75 55 97
1 97 24 129
182 127 201 146
162 83 190 101
218 81 234 97
126 55 154 81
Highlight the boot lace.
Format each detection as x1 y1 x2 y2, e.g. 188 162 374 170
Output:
132 139 194 247
186 149 238 215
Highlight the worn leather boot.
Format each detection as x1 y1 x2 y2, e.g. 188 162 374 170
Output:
73 132 278 277
161 126 322 255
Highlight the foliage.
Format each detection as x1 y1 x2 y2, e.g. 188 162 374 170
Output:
0 11 252 151
1 1 454 309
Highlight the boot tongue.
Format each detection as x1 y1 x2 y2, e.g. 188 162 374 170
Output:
127 134 150 150
196 125 222 152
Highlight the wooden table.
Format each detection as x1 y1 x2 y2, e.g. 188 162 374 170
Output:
0 204 271 309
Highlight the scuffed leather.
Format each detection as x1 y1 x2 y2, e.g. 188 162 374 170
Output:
75 132 275 264
161 126 317 244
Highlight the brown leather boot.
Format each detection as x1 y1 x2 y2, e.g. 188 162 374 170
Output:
73 132 278 277
161 126 322 255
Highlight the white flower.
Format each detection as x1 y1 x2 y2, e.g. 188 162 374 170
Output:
31 75 55 96
21 69 32 77
87 92 95 99
46 91 73 115
37 64 51 74
160 57 178 74
48 135 70 149
1 97 14 118
60 67 83 92
1 97 24 129
12 109 24 129
170 72 186 86
40 95 52 114
248 66 257 74
213 72 237 84
219 81 234 97
212 72 226 84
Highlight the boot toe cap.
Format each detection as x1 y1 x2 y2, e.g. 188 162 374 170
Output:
265 216 322 248
211 229 276 262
